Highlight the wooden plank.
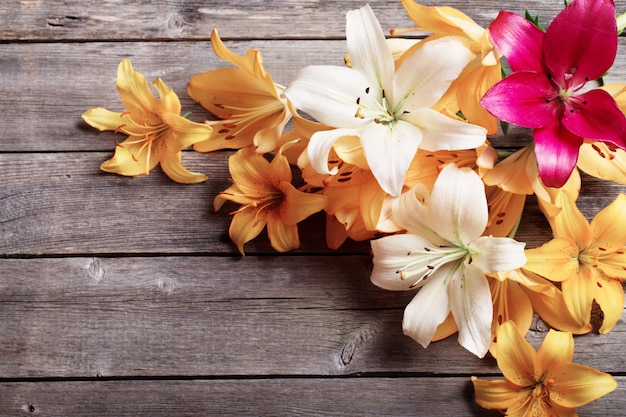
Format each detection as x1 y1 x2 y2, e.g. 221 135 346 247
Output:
3 38 626 152
4 0 618 41
0 376 624 417
1 152 624 256
0 256 624 378
0 151 373 255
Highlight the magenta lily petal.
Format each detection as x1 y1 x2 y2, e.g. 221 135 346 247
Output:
534 122 583 188
488 11 544 72
481 71 556 128
543 0 617 87
562 89 626 147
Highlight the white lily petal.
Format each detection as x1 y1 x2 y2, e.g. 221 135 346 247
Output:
448 263 492 358
307 128 361 175
401 108 486 152
393 37 473 111
361 119 421 197
370 234 435 291
428 164 488 245
402 268 451 349
470 236 527 273
346 5 394 100
389 184 447 245
284 65 373 128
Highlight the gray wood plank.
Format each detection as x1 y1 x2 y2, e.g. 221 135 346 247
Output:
0 377 624 416
3 39 626 152
0 256 624 378
2 152 624 255
4 0 618 41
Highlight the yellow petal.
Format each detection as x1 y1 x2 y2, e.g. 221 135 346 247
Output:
270 151 292 185
188 68 285 152
590 193 626 252
484 186 526 238
160 152 207 184
524 284 592 334
81 108 124 131
152 77 181 115
229 206 267 255
359 179 386 231
266 210 300 252
597 249 626 280
523 237 580 282
210 28 277 95
278 181 327 225
560 267 596 328
489 279 533 358
471 377 530 411
594 277 624 334
401 0 484 41
549 363 617 408
547 195 591 251
578 142 626 184
482 145 538 196
162 113 213 152
537 329 574 372
495 321 538 387
100 137 160 177
227 147 274 197
116 59 160 120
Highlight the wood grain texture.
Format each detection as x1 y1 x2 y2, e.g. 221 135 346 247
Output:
0 256 624 379
3 38 626 152
6 0 623 41
0 377 624 416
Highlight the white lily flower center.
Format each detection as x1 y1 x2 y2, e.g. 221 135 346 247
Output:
355 88 400 125
398 244 474 286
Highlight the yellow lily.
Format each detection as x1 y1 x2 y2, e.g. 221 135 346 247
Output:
488 267 591 358
215 145 327 255
524 192 626 333
395 0 502 134
188 29 290 154
473 321 617 416
82 59 211 183
577 84 626 184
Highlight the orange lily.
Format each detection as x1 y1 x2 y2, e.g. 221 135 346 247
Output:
188 29 290 154
473 321 617 416
82 59 211 183
216 145 327 254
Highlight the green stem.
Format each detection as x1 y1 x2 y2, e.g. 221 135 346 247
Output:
618 11 626 35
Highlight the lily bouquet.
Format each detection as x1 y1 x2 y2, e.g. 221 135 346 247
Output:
83 0 626 414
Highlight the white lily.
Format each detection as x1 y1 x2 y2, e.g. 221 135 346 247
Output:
370 164 526 357
284 5 487 197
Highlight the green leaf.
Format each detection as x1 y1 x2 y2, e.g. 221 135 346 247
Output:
524 10 545 31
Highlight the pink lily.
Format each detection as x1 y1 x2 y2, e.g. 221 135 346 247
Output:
480 0 626 187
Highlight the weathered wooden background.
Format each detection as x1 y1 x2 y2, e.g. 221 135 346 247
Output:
1 1 626 415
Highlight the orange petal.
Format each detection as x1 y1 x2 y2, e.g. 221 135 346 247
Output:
590 193 626 252
471 377 530 411
228 206 267 255
495 321 538 387
160 152 207 184
266 210 300 252
523 237 580 282
549 363 617 408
